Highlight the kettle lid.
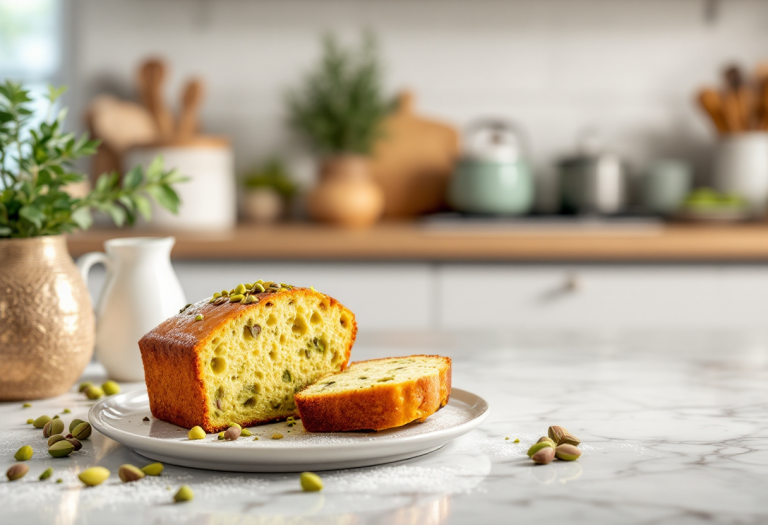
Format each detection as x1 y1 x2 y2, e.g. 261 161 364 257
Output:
463 119 523 162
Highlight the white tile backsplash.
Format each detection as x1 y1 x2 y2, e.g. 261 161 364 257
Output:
68 0 768 208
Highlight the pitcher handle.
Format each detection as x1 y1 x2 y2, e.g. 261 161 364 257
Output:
77 251 112 297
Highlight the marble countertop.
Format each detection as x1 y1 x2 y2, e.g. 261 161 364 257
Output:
2 331 768 524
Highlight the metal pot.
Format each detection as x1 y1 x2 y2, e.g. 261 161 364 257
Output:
558 152 628 215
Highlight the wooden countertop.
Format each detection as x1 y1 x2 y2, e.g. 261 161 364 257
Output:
65 221 768 261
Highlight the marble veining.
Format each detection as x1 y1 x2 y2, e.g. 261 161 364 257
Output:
2 331 768 524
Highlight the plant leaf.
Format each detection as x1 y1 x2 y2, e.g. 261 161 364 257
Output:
71 206 92 230
19 205 46 228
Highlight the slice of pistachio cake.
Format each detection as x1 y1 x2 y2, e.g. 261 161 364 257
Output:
295 355 451 432
139 281 357 433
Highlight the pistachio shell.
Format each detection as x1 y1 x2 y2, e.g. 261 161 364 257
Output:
531 446 556 465
85 386 104 400
67 438 83 451
6 464 29 481
78 466 110 486
48 434 67 447
32 415 51 428
48 440 75 457
555 444 582 461
43 418 65 438
78 381 93 393
69 419 85 433
118 464 145 482
300 472 323 492
102 380 121 396
141 462 164 476
14 445 33 461
188 426 206 440
72 422 92 440
527 441 555 458
174 484 194 503
548 425 569 445
224 426 241 441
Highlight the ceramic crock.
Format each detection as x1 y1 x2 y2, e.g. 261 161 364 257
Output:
307 155 385 228
0 235 95 400
448 120 534 215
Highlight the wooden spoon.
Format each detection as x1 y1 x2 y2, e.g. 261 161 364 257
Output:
723 64 750 131
137 58 175 139
177 78 205 139
697 88 728 134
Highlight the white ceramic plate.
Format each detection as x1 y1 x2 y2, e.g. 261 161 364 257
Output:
89 388 489 472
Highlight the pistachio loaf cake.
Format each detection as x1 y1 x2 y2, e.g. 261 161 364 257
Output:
295 355 451 432
139 281 357 433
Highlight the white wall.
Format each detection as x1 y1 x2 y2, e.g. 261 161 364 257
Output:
68 0 768 209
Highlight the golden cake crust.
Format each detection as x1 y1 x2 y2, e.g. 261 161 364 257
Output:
294 355 451 432
139 287 357 433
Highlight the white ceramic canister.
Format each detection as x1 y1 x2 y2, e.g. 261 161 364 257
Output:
712 132 768 216
78 237 186 381
125 137 236 230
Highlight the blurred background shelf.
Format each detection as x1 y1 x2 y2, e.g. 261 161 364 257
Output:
67 222 768 262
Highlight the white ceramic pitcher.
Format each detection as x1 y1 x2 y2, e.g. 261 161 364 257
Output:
78 237 186 381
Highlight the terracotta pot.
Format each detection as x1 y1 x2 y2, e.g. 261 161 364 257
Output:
241 188 285 223
307 155 385 228
0 236 95 400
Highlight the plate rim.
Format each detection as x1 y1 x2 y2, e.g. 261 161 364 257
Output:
89 387 490 455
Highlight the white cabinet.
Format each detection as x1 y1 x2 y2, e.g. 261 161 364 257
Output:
438 265 768 330
84 261 768 332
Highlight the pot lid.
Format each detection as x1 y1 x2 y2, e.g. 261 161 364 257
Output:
463 120 523 162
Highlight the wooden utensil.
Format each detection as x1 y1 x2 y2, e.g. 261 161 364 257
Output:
370 91 460 217
723 65 751 131
177 78 205 139
697 89 728 134
137 59 175 139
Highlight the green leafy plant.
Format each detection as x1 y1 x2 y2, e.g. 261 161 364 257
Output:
243 158 298 199
287 32 392 156
0 81 185 238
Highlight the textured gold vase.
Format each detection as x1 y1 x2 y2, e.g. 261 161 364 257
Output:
0 235 95 400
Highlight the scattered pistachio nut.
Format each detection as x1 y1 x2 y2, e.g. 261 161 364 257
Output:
229 294 245 303
536 436 557 447
195 314 204 321
241 428 252 437
22 403 31 408
300 472 323 492
174 484 194 503
78 381 93 393
531 446 556 465
67 438 83 451
224 426 241 441
560 433 581 447
527 441 554 458
228 423 241 430
39 467 54 481
56 478 62 483
188 426 206 440
63 408 71 414
217 432 225 440
72 422 92 440
514 438 520 443
26 419 33 424
547 425 567 444
53 415 60 419
78 466 110 486
69 419 85 433
48 440 75 458
505 437 509 440
32 415 51 429
118 464 145 482
48 434 67 447
102 380 120 396
141 462 164 476
43 418 65 438
234 283 246 295
253 437 260 441
271 433 284 440
6 463 29 481
245 295 257 304
85 386 104 400
555 444 582 461
143 417 150 422
14 445 33 461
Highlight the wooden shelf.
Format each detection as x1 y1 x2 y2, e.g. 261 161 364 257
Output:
65 222 768 262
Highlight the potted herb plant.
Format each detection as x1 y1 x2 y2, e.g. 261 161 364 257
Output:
287 33 391 228
241 158 297 223
0 82 185 400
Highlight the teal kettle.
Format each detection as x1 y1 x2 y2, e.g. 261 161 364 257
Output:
448 120 534 215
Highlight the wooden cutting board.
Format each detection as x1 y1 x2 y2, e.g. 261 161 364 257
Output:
371 91 460 218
